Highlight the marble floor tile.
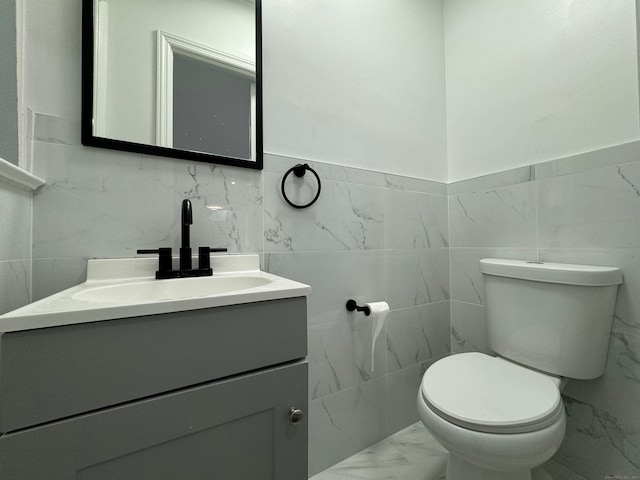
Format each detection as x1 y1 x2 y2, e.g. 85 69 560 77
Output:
310 422 446 480
385 422 447 470
310 422 577 480
542 460 588 480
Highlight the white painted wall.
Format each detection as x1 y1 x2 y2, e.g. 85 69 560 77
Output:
24 0 633 184
20 0 447 182
263 0 448 182
445 0 640 182
104 0 255 145
0 0 18 165
21 0 81 120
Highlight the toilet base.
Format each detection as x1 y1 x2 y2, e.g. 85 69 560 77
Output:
447 453 532 480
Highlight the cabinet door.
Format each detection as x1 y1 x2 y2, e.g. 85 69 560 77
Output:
0 362 308 480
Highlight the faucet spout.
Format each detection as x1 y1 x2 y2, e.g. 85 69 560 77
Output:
139 198 225 279
180 199 193 270
181 199 193 248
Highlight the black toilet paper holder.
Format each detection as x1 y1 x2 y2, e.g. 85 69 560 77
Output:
346 299 371 316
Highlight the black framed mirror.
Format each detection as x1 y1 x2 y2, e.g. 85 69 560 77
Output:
81 0 262 170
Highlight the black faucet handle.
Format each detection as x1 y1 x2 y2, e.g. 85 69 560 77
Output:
198 247 228 270
137 247 173 272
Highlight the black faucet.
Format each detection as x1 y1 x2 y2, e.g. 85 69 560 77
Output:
180 199 193 271
137 199 227 279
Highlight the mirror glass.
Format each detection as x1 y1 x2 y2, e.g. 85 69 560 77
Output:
82 0 262 169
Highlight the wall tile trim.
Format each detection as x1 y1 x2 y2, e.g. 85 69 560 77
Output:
0 157 45 191
447 139 640 195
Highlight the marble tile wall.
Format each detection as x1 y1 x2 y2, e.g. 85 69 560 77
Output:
29 114 450 476
27 113 640 479
263 154 450 475
448 140 640 479
0 179 33 315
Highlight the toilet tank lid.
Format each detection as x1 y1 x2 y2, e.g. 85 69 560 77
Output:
480 259 622 286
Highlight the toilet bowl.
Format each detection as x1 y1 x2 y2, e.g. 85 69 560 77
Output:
417 353 566 479
416 259 622 480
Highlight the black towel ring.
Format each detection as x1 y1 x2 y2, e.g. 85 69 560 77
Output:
281 163 322 209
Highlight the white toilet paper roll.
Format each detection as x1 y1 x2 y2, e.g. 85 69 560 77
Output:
367 301 389 371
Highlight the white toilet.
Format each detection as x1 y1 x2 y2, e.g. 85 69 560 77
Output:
417 259 623 480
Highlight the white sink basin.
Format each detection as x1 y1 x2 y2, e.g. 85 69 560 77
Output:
0 254 311 333
73 275 272 303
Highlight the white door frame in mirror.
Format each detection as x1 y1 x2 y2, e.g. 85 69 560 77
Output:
93 0 109 137
155 31 256 157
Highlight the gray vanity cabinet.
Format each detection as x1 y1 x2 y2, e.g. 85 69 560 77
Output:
0 297 308 480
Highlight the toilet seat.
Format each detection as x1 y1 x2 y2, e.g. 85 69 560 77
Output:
421 353 563 434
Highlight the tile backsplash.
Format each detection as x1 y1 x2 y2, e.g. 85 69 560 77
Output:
448 143 640 478
25 114 450 476
3 112 640 478
0 178 33 315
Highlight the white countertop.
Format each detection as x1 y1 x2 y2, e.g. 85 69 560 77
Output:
0 255 311 333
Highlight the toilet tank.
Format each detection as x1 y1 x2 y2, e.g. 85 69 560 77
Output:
480 259 622 380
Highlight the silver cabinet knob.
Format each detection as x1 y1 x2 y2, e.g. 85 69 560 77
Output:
289 407 304 425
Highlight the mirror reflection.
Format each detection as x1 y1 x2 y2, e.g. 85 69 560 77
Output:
84 0 261 167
